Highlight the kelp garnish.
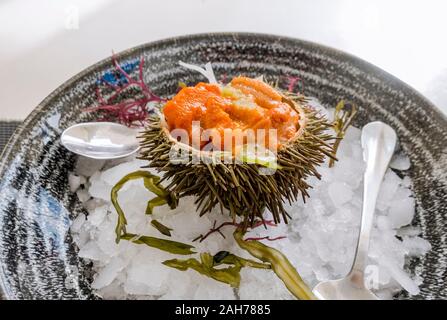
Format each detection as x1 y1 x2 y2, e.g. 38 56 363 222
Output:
110 170 192 255
120 233 194 255
151 219 173 237
111 170 174 241
233 229 316 300
163 251 270 288
329 100 357 167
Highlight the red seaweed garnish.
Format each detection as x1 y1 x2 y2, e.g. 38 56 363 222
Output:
287 76 299 92
220 73 229 84
86 58 306 128
193 219 280 243
244 236 287 242
85 55 166 127
283 75 304 94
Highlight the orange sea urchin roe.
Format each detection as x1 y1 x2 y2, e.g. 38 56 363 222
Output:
162 77 300 151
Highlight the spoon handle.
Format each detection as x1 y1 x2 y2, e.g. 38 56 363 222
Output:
348 122 397 286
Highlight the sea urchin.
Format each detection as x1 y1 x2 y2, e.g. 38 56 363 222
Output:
138 75 336 227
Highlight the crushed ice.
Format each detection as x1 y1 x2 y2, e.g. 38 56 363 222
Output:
69 108 430 300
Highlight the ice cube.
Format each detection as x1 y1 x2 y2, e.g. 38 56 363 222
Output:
125 253 170 296
75 157 106 177
97 279 126 300
328 182 353 207
78 241 108 261
76 189 91 203
193 275 235 300
96 220 120 257
376 215 392 231
390 153 411 171
396 226 421 237
160 270 194 300
88 172 110 201
101 160 147 186
401 176 412 188
402 237 431 256
88 205 108 226
377 170 401 206
344 126 361 142
379 253 420 296
71 213 86 234
68 174 82 192
388 197 415 228
91 256 126 289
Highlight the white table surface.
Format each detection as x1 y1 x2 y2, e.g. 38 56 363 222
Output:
1 0 447 120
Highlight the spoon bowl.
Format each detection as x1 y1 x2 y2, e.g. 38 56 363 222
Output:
313 278 379 300
61 122 140 159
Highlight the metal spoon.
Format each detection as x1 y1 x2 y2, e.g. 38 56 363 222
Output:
61 122 140 159
313 121 397 300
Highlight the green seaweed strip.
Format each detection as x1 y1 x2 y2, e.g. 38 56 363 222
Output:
233 229 316 300
111 170 172 242
110 170 193 256
214 251 271 270
151 219 173 237
143 175 169 197
164 255 241 287
163 252 270 287
146 197 167 215
121 233 194 255
329 100 357 168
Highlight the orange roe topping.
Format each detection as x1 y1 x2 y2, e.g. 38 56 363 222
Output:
162 77 300 151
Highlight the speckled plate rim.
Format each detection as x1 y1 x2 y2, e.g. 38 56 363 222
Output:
0 32 446 299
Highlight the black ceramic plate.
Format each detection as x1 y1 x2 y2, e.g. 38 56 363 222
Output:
0 33 446 300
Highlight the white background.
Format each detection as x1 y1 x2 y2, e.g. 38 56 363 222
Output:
1 0 447 120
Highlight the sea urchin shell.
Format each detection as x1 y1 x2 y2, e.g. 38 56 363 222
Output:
139 85 335 227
